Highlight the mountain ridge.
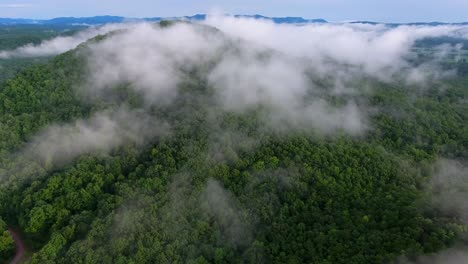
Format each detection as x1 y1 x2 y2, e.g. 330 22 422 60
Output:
0 14 327 25
1 14 468 26
350 20 468 26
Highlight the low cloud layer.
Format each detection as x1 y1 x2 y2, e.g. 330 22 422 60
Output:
24 108 169 166
401 159 468 264
0 23 130 59
85 22 224 104
80 18 468 135
205 16 468 79
431 159 468 224
84 21 374 134
201 179 252 247
400 247 468 264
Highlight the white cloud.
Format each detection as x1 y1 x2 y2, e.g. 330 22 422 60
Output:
83 17 468 135
24 108 170 166
84 21 371 134
204 15 467 80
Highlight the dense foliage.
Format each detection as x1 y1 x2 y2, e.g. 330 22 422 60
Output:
0 217 15 263
0 24 467 263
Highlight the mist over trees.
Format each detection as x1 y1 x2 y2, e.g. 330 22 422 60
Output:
0 17 467 263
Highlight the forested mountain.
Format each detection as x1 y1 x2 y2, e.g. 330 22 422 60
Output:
0 20 467 263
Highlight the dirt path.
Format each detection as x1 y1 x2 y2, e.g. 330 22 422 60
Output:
8 228 26 264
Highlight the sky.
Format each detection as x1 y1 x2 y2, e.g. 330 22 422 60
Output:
0 0 467 22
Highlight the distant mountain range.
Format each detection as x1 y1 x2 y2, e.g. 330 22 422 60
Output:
0 15 466 26
0 14 327 25
350 21 468 26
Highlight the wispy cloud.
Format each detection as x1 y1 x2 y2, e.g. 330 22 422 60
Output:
0 23 131 59
0 3 34 8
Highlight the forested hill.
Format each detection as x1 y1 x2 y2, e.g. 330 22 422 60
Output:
0 21 467 263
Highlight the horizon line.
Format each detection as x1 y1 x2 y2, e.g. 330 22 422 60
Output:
0 14 467 24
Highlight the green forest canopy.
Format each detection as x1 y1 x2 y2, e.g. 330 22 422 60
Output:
0 22 467 263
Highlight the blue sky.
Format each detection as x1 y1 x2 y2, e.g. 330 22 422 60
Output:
0 0 467 22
